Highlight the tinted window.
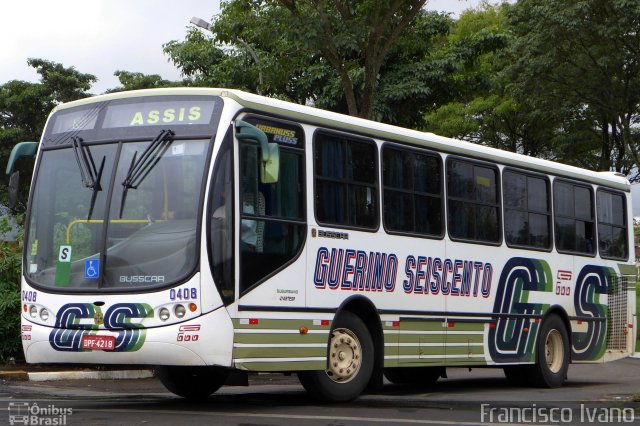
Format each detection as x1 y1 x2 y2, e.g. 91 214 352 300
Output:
315 133 377 229
503 170 551 249
554 181 595 255
382 146 442 236
597 190 627 260
239 117 306 293
447 158 500 243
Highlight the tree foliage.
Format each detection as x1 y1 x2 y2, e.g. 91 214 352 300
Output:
107 71 181 93
505 0 640 176
166 0 484 125
424 3 556 158
0 217 22 362
0 59 96 209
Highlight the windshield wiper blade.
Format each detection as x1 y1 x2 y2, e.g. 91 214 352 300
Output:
87 156 105 220
119 129 175 218
71 136 99 189
71 136 104 220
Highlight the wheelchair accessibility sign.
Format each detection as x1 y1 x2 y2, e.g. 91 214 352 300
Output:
84 259 100 279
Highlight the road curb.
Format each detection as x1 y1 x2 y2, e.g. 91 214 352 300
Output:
1 369 153 382
0 370 29 381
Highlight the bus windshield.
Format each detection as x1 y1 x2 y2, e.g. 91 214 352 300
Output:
24 96 221 291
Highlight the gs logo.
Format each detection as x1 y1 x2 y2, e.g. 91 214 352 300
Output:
50 303 153 352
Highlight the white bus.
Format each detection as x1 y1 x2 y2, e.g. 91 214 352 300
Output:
9 88 636 402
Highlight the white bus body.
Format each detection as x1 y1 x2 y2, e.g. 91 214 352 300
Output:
15 88 636 401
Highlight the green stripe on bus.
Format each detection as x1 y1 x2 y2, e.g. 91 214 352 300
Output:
397 346 447 356
399 321 444 331
235 360 326 371
446 334 483 344
448 323 485 332
233 347 326 359
445 358 488 366
232 318 331 330
398 335 444 344
446 346 484 356
617 263 636 276
395 359 446 366
235 333 328 345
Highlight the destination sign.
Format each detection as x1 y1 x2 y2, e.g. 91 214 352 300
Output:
103 99 218 128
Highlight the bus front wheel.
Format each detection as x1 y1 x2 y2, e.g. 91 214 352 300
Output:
155 366 229 399
298 311 374 402
528 314 569 388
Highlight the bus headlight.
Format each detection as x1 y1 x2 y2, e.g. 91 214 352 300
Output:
29 305 38 319
159 308 170 321
174 304 186 318
40 308 50 321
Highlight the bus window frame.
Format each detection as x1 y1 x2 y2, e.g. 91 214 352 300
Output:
502 167 553 253
236 114 308 296
595 187 629 261
553 178 597 258
380 142 445 240
312 128 380 232
445 155 503 246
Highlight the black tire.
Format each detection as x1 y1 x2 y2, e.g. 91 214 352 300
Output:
384 367 443 385
527 314 569 388
155 366 229 399
298 311 374 402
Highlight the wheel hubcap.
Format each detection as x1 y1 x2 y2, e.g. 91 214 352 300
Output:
326 328 361 383
545 329 564 373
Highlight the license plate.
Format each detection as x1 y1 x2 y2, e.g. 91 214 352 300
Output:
81 335 115 351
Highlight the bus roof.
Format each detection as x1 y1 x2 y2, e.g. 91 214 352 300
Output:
57 88 630 191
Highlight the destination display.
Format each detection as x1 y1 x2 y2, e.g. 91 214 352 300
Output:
47 97 221 136
103 99 218 128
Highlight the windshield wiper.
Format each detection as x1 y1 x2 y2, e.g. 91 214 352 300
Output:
119 129 175 218
71 136 105 220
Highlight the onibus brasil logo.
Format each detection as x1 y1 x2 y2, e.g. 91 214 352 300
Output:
8 402 73 425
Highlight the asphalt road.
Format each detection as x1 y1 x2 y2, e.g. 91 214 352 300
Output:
2 358 640 425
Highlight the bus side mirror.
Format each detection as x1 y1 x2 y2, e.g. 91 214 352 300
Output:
6 141 38 175
6 142 37 210
235 120 279 184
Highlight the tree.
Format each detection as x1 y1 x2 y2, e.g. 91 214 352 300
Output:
165 0 459 124
107 71 182 93
423 3 557 158
0 59 96 209
505 0 640 178
275 0 428 119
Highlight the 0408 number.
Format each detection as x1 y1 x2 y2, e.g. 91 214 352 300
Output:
169 287 197 301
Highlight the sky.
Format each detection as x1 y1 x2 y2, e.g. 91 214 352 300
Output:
2 0 639 213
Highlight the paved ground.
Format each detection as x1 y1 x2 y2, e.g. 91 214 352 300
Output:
1 359 639 425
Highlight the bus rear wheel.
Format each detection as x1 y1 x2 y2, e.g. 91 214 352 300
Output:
298 311 374 402
528 314 569 388
155 366 229 399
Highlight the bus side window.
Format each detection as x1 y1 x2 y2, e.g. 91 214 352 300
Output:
382 145 443 237
314 132 378 229
447 158 501 243
596 189 627 260
554 180 595 256
503 170 551 250
238 116 306 294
